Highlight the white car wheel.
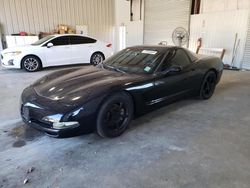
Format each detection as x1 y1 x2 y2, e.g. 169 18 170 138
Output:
91 53 104 66
22 56 42 72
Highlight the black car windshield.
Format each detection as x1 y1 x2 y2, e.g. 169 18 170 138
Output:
102 48 165 74
31 35 55 45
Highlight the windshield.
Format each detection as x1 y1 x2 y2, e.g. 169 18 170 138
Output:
102 48 165 74
31 35 55 45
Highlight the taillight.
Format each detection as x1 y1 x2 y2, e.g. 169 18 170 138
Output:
106 43 112 48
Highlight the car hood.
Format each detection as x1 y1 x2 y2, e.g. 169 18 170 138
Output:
1 45 35 53
33 67 143 106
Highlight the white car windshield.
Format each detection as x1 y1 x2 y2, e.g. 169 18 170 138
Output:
32 35 55 46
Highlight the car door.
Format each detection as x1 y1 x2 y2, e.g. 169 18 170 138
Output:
151 48 197 105
69 36 97 64
43 36 71 66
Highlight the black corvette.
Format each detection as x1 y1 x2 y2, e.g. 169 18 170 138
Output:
21 46 223 138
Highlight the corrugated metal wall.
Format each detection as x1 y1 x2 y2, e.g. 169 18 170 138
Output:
0 0 114 42
144 0 191 45
242 13 250 69
189 10 249 68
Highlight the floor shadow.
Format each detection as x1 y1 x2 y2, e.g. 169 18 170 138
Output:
8 123 44 142
42 64 91 71
216 81 243 95
129 98 199 131
0 64 91 74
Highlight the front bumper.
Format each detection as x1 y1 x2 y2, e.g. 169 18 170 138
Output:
21 115 81 137
20 86 96 137
0 54 22 69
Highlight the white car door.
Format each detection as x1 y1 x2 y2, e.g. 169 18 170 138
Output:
69 36 97 64
43 36 72 66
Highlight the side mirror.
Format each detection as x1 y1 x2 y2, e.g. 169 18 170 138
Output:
162 65 182 75
47 42 53 48
168 65 182 73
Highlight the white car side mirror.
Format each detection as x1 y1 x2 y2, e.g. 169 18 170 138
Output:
47 43 54 48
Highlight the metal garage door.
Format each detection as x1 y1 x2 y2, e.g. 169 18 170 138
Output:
242 12 250 70
144 0 191 46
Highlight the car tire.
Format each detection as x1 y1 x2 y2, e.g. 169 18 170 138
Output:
22 55 42 72
96 92 134 138
199 71 217 100
90 52 104 66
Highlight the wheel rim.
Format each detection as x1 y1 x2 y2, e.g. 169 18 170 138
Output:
23 57 39 71
103 102 129 132
92 54 103 65
202 74 216 98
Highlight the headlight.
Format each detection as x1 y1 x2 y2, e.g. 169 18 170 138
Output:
42 114 62 123
42 114 79 129
52 122 80 129
4 51 22 56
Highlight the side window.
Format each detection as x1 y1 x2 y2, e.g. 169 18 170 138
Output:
49 36 70 46
161 49 191 71
70 36 97 45
169 49 191 67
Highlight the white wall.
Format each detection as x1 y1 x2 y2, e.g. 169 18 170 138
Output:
0 25 3 51
189 10 249 68
126 20 144 48
242 13 250 69
201 0 250 13
114 0 144 51
0 0 114 43
114 0 130 51
193 0 250 69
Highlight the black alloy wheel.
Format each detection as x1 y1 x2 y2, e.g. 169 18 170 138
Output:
96 92 133 138
199 71 217 100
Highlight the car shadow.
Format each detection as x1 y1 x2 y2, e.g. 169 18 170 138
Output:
215 80 243 95
41 64 91 72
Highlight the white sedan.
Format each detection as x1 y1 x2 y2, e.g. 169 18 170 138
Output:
0 34 113 72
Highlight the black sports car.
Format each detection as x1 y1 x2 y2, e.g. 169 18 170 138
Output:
21 46 223 138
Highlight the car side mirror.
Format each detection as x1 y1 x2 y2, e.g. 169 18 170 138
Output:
47 42 53 48
169 65 182 72
162 65 182 75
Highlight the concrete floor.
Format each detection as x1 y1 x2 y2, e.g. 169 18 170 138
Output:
0 66 250 188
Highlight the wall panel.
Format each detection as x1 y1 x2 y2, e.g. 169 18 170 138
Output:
144 0 191 45
189 10 249 68
201 0 250 13
242 13 250 69
0 0 114 42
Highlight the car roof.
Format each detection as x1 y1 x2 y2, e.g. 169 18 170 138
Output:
52 34 84 36
51 34 96 39
128 45 181 52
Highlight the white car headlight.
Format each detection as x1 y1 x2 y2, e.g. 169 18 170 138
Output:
4 51 22 56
